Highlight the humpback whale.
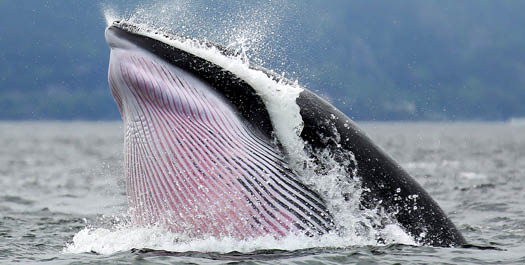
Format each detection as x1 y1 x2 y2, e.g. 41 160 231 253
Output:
105 21 465 247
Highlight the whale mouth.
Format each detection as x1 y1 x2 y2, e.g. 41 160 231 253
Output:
105 20 466 247
106 21 335 238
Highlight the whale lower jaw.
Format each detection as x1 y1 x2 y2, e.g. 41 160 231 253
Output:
107 29 334 238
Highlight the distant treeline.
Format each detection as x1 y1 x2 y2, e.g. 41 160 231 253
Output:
1 0 524 120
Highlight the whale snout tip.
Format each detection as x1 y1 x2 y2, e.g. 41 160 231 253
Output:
105 22 125 48
104 26 115 47
105 21 139 49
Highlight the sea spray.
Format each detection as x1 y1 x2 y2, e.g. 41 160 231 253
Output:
66 224 357 255
74 5 418 254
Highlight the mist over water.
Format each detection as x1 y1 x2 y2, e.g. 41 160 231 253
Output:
3 1 525 121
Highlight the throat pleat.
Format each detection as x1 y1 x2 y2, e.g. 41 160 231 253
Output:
109 51 335 238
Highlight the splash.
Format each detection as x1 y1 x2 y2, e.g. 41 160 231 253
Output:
79 1 416 254
103 0 289 68
64 216 414 255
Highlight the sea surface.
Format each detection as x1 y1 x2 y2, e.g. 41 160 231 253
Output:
1 121 524 264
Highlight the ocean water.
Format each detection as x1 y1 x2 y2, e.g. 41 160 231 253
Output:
1 121 524 264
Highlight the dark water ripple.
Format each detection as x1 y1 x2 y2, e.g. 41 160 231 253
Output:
1 122 524 264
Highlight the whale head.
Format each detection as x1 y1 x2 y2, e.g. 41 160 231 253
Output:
105 21 466 246
105 21 334 238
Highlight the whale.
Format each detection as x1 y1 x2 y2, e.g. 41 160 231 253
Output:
105 21 466 247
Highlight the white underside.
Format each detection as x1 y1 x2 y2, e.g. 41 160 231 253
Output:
106 29 333 238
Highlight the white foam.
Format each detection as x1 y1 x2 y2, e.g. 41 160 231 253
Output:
65 223 415 255
459 171 487 180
